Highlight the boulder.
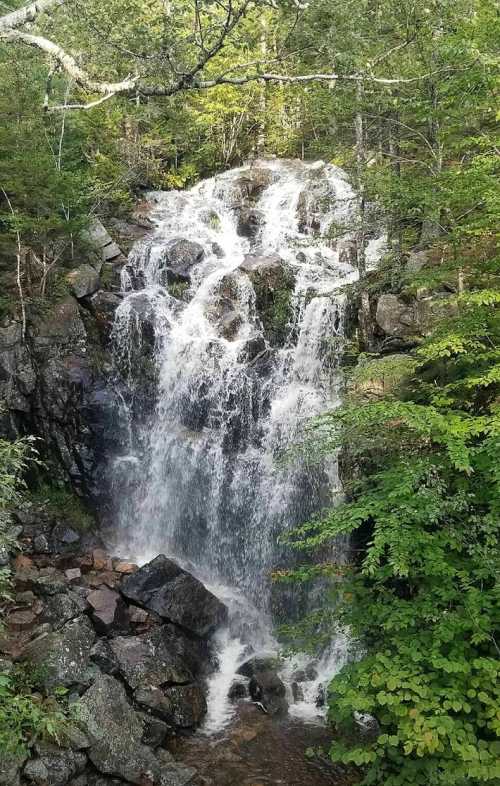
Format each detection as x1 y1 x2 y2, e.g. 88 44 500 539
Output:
135 684 207 729
237 654 279 679
21 615 96 689
77 674 159 784
235 168 275 201
120 555 227 637
0 754 26 786
375 293 457 342
109 625 194 689
87 588 129 635
249 670 288 716
23 748 87 786
67 265 100 300
228 678 249 701
236 208 264 240
159 238 205 284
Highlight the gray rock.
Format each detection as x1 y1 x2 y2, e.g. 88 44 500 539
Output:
23 748 86 786
228 678 248 701
77 674 160 784
41 592 87 629
0 754 26 786
109 625 194 689
67 265 100 300
249 670 288 716
141 715 169 748
120 555 227 638
236 208 264 240
160 238 205 283
33 534 50 553
29 573 67 596
21 615 96 689
52 523 81 546
90 638 118 674
237 655 279 678
87 587 129 635
135 684 207 728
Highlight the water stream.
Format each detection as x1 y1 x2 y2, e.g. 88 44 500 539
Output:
108 158 382 734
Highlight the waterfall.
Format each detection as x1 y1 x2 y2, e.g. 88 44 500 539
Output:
108 158 382 730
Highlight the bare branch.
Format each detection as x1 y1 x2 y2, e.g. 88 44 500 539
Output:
0 30 138 94
0 0 65 32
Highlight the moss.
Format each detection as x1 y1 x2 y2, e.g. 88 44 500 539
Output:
28 483 95 532
253 270 295 346
167 279 190 300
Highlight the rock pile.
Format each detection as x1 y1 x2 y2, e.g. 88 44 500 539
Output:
0 516 229 786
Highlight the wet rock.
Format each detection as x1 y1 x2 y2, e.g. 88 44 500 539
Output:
160 238 205 284
109 625 195 688
89 292 123 343
238 335 267 365
77 674 159 784
236 208 264 240
87 587 129 635
219 310 243 340
228 678 249 701
90 638 118 674
291 682 304 702
92 549 113 572
24 748 87 786
249 671 288 716
235 168 275 201
239 254 295 345
120 555 227 638
21 616 96 689
135 684 207 729
67 265 100 300
237 655 279 679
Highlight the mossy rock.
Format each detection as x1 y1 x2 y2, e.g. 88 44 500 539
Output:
240 253 295 346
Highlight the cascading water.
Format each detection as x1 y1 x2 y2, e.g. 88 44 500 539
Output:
108 158 382 732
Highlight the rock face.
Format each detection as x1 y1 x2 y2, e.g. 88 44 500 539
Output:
121 555 227 637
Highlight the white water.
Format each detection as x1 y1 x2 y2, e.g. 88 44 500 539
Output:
109 158 383 731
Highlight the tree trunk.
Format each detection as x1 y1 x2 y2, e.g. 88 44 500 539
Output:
355 81 372 351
